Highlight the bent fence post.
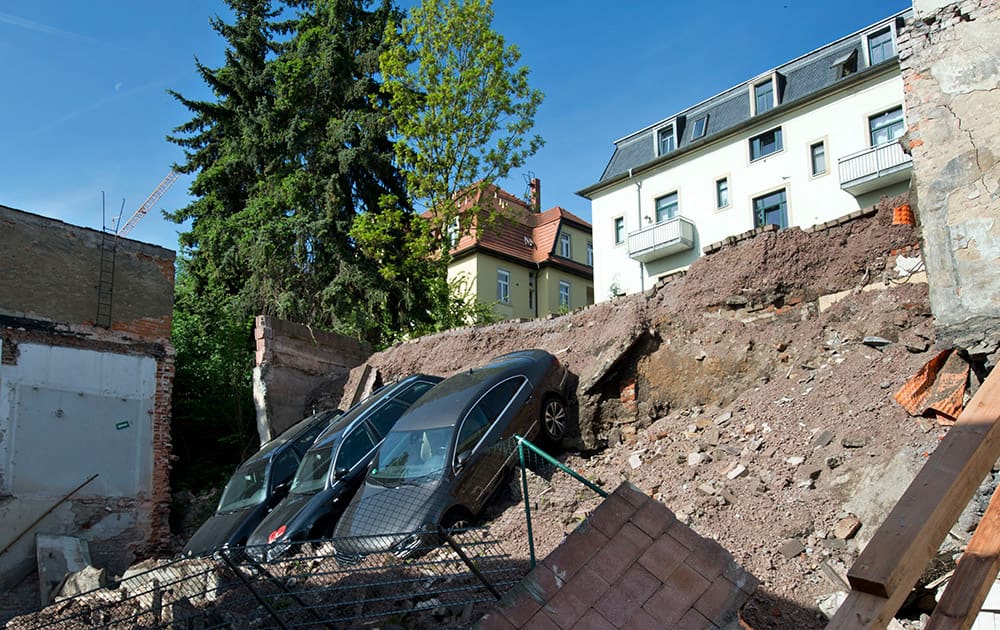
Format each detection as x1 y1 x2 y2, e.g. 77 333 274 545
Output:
438 526 503 601
219 549 290 630
518 438 537 569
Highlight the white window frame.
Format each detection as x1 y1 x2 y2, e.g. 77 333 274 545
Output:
749 126 784 162
691 115 708 140
863 24 897 67
868 105 905 147
586 241 593 267
808 139 828 178
559 232 572 258
496 268 510 304
715 176 730 210
613 216 625 246
749 72 781 116
558 280 571 309
654 191 679 223
655 121 677 157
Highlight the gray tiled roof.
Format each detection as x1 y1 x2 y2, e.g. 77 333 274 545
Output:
591 10 909 190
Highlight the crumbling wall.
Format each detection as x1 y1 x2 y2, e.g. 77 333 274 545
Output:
898 0 1000 365
252 316 370 442
0 205 175 621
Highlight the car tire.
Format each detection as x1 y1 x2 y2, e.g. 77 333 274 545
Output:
541 396 567 442
440 508 475 542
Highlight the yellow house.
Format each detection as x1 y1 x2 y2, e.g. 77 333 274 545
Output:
445 180 594 320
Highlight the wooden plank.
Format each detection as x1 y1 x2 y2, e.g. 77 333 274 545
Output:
827 590 906 629
847 367 1000 598
926 479 1000 630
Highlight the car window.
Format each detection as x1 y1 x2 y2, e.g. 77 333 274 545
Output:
455 405 490 457
396 380 436 405
335 424 377 472
366 399 410 437
291 418 330 456
271 449 300 487
479 377 527 422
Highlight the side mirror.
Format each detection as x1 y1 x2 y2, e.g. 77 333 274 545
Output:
456 450 472 469
334 466 349 480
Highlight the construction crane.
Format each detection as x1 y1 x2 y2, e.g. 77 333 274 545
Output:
116 169 179 237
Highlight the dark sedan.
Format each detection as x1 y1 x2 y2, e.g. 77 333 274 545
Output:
182 409 340 557
332 349 569 561
246 374 442 561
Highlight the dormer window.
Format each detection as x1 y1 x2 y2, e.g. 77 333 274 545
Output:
657 125 676 156
867 27 895 65
691 115 708 140
831 49 858 78
750 72 784 116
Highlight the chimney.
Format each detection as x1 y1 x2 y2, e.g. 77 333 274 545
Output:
529 178 541 212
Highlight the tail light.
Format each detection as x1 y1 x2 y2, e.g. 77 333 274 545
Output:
268 525 287 544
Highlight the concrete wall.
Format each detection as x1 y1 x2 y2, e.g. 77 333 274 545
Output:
252 316 370 442
898 0 1000 365
0 205 175 612
590 65 909 299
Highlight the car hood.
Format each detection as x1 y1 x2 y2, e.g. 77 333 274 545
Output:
333 479 451 552
183 504 265 557
247 492 316 547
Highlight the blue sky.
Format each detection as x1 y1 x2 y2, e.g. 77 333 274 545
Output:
0 0 909 252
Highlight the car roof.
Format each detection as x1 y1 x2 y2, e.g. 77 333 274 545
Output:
309 373 441 449
391 350 553 432
241 408 341 466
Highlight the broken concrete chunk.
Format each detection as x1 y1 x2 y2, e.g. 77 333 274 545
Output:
55 566 106 601
688 452 706 466
785 456 805 466
726 464 748 480
833 516 862 540
862 336 894 348
628 452 643 469
810 430 834 449
697 483 717 496
779 539 806 558
713 412 733 427
841 437 868 449
825 455 843 469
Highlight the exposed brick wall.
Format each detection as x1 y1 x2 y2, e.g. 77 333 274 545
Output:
481 483 758 629
898 0 1000 365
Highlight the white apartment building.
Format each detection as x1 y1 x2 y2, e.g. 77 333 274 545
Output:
579 10 913 300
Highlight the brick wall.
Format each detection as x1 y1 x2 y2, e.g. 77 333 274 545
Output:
898 0 1000 365
481 483 758 629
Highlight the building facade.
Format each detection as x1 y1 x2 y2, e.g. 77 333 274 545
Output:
579 10 913 300
0 205 175 612
446 181 594 320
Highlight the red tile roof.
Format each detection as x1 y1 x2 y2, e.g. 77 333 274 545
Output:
442 183 592 275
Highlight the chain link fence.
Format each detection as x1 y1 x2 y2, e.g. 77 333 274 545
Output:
7 437 608 629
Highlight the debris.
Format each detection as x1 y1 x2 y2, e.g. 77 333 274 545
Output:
726 464 749 480
628 452 643 469
688 452 706 466
714 411 733 426
779 539 805 559
825 456 843 469
833 516 862 540
785 456 805 466
697 483 717 496
810 430 834 449
841 437 867 449
862 336 894 348
894 349 969 421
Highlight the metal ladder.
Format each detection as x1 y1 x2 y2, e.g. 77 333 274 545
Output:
96 230 116 328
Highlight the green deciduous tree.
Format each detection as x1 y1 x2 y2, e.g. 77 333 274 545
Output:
374 0 544 254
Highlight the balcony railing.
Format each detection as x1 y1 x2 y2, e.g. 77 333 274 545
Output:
838 141 912 195
627 216 695 264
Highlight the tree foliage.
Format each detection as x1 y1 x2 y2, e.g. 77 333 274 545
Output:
374 0 544 253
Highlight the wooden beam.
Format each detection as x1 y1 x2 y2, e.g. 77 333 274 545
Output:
847 367 1000 598
925 479 1000 630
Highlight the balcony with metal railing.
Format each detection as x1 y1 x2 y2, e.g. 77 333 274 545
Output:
838 141 912 195
627 216 695 264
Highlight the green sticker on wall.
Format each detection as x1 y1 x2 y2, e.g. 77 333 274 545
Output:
115 421 130 430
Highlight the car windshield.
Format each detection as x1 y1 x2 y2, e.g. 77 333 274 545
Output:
290 445 335 495
217 460 269 512
370 428 453 485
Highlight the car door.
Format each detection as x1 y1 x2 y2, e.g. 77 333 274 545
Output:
366 379 438 438
452 376 531 507
331 423 378 489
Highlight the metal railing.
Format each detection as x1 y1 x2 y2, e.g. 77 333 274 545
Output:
838 141 912 189
626 216 695 263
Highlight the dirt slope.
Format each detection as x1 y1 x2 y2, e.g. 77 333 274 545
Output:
340 198 958 626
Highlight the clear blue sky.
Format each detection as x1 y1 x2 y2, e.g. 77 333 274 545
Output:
0 0 909 252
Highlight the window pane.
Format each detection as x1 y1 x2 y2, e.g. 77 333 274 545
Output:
716 179 729 208
335 425 376 471
811 142 826 175
750 128 782 160
692 116 708 139
755 81 774 114
614 217 624 244
753 190 788 229
560 233 571 257
587 242 593 266
559 281 571 308
658 127 675 154
496 269 510 303
367 399 409 436
869 28 894 65
479 378 524 422
456 407 490 456
655 193 678 222
869 107 905 146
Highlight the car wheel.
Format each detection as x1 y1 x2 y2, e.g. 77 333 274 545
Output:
440 509 475 543
542 396 567 442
